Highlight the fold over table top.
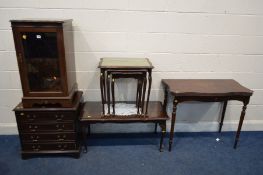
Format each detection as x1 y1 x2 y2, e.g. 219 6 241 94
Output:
162 79 253 97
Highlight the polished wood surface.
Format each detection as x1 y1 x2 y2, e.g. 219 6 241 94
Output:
79 101 168 152
162 79 253 97
98 58 153 115
11 19 77 107
81 101 168 122
13 91 82 159
162 79 253 151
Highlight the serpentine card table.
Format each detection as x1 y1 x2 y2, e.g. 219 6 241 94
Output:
161 79 253 151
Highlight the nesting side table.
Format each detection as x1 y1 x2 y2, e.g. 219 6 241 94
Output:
98 58 154 115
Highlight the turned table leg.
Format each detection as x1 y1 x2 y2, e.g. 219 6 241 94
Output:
159 121 166 152
82 124 87 153
169 99 178 151
219 101 228 133
234 100 249 149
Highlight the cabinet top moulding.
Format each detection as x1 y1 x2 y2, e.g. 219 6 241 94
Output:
10 19 73 27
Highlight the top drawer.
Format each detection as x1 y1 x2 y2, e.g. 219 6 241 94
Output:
15 111 76 123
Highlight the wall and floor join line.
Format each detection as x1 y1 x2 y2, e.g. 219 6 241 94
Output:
1 0 263 133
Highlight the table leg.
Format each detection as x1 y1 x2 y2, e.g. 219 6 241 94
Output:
100 70 105 115
145 70 152 114
111 78 115 115
82 124 87 153
219 101 228 133
154 123 158 134
88 124 91 136
169 99 178 151
163 86 168 114
107 74 111 114
234 100 249 149
103 72 106 106
159 121 166 152
136 79 139 108
141 76 147 114
137 78 143 114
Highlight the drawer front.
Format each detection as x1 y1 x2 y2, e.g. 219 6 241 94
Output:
16 112 75 123
19 123 75 132
21 133 77 143
22 142 77 152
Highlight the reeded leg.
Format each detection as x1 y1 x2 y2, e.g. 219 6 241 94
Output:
107 74 111 115
111 78 115 115
219 101 228 133
169 99 179 151
234 100 249 149
145 70 152 114
100 70 105 115
159 121 166 152
82 125 87 153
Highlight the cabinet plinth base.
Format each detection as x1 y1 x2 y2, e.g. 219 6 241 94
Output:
22 90 76 108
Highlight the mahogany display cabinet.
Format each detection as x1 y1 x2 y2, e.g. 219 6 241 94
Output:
10 19 77 108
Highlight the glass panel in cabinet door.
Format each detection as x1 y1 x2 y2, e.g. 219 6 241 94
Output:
21 32 62 92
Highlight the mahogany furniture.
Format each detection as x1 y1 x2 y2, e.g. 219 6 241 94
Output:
79 101 168 152
111 71 147 115
11 19 77 108
98 58 154 115
161 79 253 151
13 91 83 159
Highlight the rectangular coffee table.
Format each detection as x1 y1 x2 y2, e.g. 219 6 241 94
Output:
79 101 168 152
162 79 253 151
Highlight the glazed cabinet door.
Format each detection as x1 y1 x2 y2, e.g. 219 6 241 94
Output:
12 27 67 97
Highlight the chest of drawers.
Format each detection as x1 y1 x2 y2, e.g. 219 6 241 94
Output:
13 91 82 159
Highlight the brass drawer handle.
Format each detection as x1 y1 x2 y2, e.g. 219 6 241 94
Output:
56 124 65 131
28 125 37 132
58 144 68 150
57 134 67 141
55 114 64 121
32 145 40 151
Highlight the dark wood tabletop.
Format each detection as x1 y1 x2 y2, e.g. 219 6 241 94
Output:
80 101 168 122
161 79 253 151
162 79 253 97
